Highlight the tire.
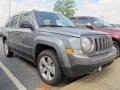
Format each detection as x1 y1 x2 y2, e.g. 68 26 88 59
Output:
3 40 14 57
113 41 120 58
37 50 62 85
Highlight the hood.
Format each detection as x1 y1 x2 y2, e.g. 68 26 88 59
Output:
102 26 120 32
38 27 107 37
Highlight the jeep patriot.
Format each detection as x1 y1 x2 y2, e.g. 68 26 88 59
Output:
1 10 116 85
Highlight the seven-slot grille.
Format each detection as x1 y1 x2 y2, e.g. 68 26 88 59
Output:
94 36 113 52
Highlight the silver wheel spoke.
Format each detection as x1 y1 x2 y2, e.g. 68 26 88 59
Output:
40 66 47 73
46 71 51 80
4 42 8 55
50 66 55 75
40 57 47 66
47 57 52 65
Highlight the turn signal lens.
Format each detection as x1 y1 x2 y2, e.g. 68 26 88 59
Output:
66 49 74 54
66 49 81 54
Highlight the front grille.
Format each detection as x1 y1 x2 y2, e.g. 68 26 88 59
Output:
94 36 112 52
83 35 113 56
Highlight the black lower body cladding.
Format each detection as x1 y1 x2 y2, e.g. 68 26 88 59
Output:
62 48 116 77
63 61 113 77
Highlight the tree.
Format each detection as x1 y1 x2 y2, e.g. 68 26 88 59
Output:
54 0 75 18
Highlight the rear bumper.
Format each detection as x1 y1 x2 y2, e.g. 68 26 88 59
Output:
63 48 116 77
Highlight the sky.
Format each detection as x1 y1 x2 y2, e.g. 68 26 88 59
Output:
0 0 120 27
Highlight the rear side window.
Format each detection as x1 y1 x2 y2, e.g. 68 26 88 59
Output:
10 15 19 28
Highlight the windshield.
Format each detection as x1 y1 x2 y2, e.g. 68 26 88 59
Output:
92 18 111 27
35 12 74 27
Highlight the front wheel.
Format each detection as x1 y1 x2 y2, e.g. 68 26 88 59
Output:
3 40 14 57
113 41 120 59
37 50 62 85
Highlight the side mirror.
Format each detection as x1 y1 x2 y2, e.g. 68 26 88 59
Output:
86 23 93 29
75 23 93 29
20 22 33 30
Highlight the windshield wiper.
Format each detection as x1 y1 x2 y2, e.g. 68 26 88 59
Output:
40 25 63 27
64 26 74 28
40 25 74 28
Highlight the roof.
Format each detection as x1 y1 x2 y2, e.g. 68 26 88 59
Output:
11 9 56 17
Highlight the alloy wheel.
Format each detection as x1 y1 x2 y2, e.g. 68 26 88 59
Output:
39 56 55 81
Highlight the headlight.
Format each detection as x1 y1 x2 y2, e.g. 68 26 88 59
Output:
81 37 92 51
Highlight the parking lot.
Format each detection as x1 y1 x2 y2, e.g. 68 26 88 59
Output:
0 38 120 90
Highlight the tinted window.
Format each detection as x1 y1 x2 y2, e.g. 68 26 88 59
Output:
10 15 19 28
19 13 31 27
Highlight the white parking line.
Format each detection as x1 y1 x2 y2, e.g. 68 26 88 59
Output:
0 61 26 90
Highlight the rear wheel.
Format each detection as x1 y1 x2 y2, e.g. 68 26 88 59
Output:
37 50 62 85
113 41 120 58
3 40 14 57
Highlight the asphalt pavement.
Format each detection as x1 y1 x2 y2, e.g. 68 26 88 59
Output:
0 68 17 90
0 39 42 89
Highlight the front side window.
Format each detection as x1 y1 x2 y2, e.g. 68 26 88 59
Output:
35 12 74 27
19 13 31 26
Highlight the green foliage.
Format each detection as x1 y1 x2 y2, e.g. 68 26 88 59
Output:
54 0 75 18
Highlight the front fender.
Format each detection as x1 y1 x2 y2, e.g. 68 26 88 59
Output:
33 36 71 68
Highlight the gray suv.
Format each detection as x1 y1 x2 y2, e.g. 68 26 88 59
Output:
1 10 116 85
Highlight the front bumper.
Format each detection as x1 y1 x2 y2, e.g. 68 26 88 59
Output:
63 48 116 77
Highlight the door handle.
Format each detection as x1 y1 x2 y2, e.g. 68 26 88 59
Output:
15 32 20 35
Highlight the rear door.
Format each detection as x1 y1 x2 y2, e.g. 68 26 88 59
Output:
17 13 35 60
8 15 21 51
